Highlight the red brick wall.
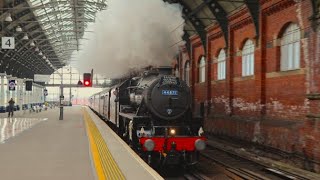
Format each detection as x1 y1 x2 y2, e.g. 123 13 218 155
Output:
176 0 320 172
261 0 312 120
190 37 206 113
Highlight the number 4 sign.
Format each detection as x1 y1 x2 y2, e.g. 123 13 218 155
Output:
2 37 15 49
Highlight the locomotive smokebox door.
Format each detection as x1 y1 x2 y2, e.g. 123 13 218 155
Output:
145 75 191 121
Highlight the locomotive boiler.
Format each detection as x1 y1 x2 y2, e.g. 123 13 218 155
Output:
89 67 206 166
129 69 191 121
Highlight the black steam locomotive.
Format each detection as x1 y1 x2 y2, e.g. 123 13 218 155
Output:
89 67 206 166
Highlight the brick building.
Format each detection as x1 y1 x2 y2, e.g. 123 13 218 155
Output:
173 0 320 172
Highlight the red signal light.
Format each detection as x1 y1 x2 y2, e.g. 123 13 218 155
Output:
83 73 92 87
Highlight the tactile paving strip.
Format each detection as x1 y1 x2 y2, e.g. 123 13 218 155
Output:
83 108 125 180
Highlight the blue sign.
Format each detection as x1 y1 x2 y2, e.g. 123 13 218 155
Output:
161 90 178 96
8 80 16 91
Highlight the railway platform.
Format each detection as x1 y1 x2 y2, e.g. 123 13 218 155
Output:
0 106 162 180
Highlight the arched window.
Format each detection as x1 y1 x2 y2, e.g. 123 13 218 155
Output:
184 61 190 85
281 23 300 71
199 56 206 83
242 39 255 76
217 49 226 80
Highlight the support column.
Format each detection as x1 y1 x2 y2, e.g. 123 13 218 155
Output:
16 79 20 110
22 80 26 110
32 86 35 105
227 29 235 115
6 76 10 107
12 78 16 103
17 79 23 111
41 87 44 104
27 86 30 109
33 86 36 104
0 75 5 107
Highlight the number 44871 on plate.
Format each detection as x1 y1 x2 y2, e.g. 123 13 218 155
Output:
2 37 15 49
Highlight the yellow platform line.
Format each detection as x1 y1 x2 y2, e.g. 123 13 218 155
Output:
83 108 125 180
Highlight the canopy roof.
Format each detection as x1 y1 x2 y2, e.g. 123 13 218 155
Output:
1 0 318 79
0 0 106 79
165 0 259 52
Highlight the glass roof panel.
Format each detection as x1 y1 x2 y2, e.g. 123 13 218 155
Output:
28 0 107 69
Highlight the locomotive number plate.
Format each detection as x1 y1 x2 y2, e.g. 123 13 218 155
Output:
162 90 178 96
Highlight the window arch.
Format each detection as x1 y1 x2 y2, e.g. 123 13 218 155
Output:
199 56 206 83
184 61 190 85
217 49 226 80
242 39 255 76
280 23 300 71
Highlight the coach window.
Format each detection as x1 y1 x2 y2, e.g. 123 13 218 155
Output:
199 56 206 83
242 39 255 76
280 23 300 71
185 61 190 85
217 49 226 80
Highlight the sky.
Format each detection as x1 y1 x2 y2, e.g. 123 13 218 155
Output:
72 0 185 79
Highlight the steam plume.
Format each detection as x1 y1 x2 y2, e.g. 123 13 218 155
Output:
72 0 185 78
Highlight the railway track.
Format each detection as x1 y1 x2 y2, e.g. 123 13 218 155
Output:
183 168 212 180
201 144 311 180
93 108 315 179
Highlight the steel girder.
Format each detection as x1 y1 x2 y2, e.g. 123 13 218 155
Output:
244 0 260 37
1 1 107 11
4 29 60 68
311 0 320 16
182 31 191 57
1 17 58 72
172 0 207 51
310 0 320 30
0 0 106 77
35 9 96 20
203 0 229 45
172 0 260 47
3 32 51 66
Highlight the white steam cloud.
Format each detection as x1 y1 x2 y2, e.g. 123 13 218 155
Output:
73 0 185 78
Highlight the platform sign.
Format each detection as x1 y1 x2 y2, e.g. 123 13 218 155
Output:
2 37 15 49
8 80 16 91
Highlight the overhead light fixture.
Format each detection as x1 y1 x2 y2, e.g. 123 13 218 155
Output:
22 34 29 40
30 41 35 47
16 26 22 32
5 13 12 22
43 56 46 60
35 47 39 52
39 51 43 56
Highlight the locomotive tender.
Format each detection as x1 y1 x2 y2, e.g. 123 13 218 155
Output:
89 67 206 166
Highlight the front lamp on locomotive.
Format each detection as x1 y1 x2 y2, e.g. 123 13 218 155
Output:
122 71 206 166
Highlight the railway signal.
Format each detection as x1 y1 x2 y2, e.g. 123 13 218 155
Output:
83 73 92 87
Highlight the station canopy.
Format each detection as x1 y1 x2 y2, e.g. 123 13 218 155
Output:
165 0 259 54
0 0 261 79
0 0 107 79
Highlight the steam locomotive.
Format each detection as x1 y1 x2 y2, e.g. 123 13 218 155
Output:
89 67 206 166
